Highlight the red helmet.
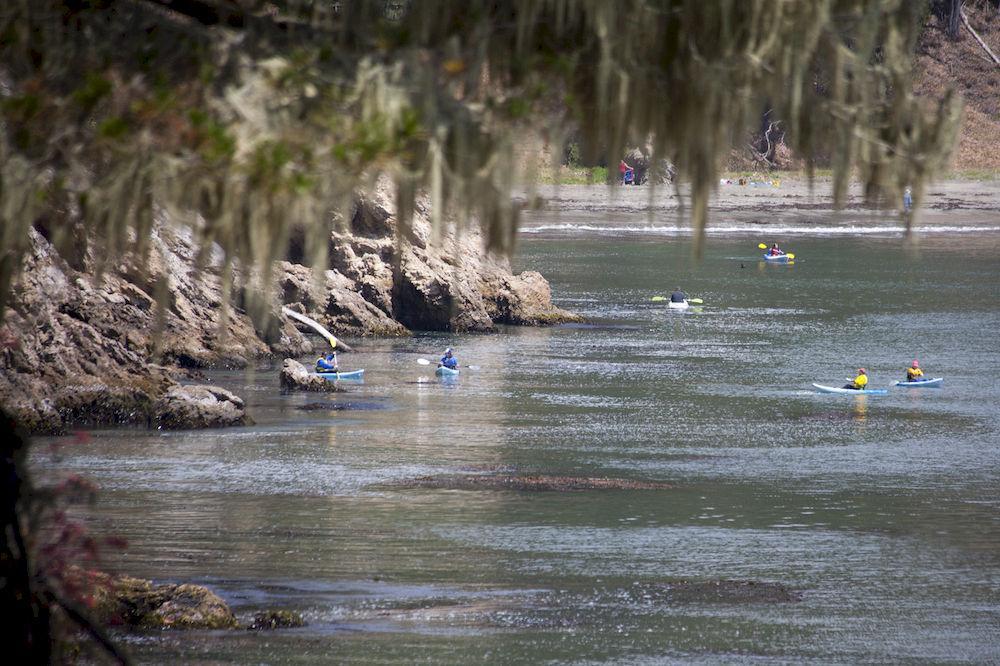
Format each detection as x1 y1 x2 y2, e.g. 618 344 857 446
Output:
912 360 919 367
858 368 866 374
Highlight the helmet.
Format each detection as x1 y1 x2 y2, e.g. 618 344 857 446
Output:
444 348 452 355
911 360 919 367
858 368 866 374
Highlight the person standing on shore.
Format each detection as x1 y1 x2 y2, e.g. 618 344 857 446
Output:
903 187 913 213
618 159 634 185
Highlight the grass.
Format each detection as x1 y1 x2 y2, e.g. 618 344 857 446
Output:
535 165 608 185
942 169 1000 181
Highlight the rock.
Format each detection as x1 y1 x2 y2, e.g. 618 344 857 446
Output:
2 176 578 432
651 580 802 604
276 261 406 338
93 574 238 630
279 358 344 392
152 384 252 429
486 270 583 325
246 610 307 630
390 474 673 491
391 249 496 332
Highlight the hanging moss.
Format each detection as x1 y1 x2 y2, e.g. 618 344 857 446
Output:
0 1 961 323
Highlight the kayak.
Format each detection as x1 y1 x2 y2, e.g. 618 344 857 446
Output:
436 366 460 377
763 253 792 262
667 300 689 310
893 377 943 388
316 369 365 380
812 383 888 395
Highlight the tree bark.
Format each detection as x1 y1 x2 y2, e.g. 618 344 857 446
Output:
947 0 963 40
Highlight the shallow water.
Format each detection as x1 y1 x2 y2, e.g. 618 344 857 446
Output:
33 224 1000 663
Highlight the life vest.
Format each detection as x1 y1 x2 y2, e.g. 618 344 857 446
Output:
853 374 868 389
907 367 923 380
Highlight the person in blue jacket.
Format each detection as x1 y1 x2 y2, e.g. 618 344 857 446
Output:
670 287 687 303
316 352 338 372
439 348 458 370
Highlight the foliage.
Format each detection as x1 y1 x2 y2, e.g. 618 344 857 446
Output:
0 0 962 323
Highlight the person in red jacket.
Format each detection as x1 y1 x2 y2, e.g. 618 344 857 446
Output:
619 159 634 185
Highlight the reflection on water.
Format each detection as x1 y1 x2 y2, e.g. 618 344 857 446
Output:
31 234 1000 663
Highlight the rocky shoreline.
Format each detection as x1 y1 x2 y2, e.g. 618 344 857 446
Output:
0 184 580 434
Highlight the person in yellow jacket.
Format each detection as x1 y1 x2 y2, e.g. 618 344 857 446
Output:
906 360 924 382
843 368 868 390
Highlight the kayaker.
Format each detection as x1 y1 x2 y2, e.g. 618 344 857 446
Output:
669 287 687 303
439 348 458 370
906 360 924 382
316 352 338 372
768 243 783 256
843 368 868 390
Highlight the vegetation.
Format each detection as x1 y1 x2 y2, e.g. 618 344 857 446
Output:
0 2 976 660
0 1 962 322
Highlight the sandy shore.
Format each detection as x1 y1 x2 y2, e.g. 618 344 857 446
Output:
521 178 1000 230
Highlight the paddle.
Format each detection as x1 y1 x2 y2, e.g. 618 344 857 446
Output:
417 358 480 370
758 243 794 260
651 296 703 304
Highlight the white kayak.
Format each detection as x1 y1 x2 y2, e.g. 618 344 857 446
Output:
436 366 460 377
893 377 943 388
812 383 888 395
667 300 689 310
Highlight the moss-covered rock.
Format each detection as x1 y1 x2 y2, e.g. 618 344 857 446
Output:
246 610 307 630
92 574 237 630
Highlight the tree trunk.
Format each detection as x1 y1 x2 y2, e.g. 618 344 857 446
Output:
947 0 963 40
0 413 51 664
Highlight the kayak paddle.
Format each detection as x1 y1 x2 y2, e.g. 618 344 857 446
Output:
651 296 703 304
758 242 794 259
417 357 479 370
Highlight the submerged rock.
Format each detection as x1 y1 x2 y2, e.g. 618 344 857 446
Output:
279 358 344 392
652 580 801 604
93 574 238 629
152 384 252 429
390 474 673 491
246 610 307 630
296 401 386 411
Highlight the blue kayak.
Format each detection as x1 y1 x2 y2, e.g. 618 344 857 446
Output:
316 369 365 380
763 253 791 262
436 366 460 377
812 383 888 395
893 377 943 388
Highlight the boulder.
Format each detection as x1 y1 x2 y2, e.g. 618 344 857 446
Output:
247 610 307 630
279 358 343 392
485 270 583 325
151 384 252 429
93 574 238 629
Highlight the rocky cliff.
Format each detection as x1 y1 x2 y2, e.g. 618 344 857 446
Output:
0 185 578 433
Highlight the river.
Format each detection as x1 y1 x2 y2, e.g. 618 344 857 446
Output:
33 199 1000 663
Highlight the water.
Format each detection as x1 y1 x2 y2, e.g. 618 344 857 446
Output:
32 224 1000 663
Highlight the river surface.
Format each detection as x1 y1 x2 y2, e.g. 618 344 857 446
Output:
34 210 1000 663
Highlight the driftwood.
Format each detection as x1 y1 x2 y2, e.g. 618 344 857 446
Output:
961 8 1000 67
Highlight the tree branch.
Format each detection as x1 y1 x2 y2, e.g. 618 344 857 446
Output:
961 7 1000 67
